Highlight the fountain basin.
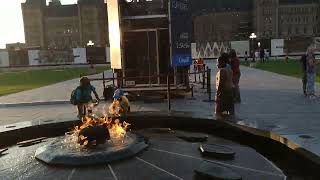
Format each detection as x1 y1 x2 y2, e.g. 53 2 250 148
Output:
35 132 148 166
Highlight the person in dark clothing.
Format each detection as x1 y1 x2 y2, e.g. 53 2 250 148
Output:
300 54 307 96
244 51 248 62
260 49 265 63
229 49 241 103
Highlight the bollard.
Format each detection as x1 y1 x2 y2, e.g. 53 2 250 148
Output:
112 70 115 87
206 66 210 92
191 85 194 98
102 72 106 89
194 64 197 82
202 65 206 89
198 66 201 82
203 68 214 102
207 68 212 101
167 74 171 112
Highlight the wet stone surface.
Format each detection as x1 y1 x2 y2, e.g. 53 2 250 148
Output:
200 144 236 160
0 130 285 180
176 131 209 142
35 132 148 166
195 161 242 180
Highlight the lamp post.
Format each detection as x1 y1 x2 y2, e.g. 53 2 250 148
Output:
87 40 95 69
249 33 257 62
87 40 94 47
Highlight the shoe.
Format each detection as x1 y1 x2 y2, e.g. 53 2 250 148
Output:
309 95 317 100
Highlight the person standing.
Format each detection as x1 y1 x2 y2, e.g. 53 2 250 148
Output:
230 49 241 103
300 54 307 96
255 50 259 62
265 49 270 62
306 47 318 98
215 53 234 119
260 48 265 63
244 51 248 62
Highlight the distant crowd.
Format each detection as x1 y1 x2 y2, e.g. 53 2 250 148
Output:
244 49 271 63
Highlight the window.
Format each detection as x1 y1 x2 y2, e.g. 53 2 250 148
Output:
288 26 292 34
304 27 307 34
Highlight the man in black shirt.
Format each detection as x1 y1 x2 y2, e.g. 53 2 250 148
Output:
260 49 265 63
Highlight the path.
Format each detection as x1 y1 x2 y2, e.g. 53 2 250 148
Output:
0 70 113 104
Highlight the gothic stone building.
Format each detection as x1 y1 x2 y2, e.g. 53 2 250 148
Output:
255 0 320 39
193 0 320 43
22 0 108 50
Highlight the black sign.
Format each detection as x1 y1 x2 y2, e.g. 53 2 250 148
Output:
170 0 192 67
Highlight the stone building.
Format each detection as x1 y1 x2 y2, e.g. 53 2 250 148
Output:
278 0 320 38
193 0 320 42
21 0 107 50
193 11 252 43
255 0 320 39
192 0 253 43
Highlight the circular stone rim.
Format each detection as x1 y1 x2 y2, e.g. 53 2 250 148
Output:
35 133 148 166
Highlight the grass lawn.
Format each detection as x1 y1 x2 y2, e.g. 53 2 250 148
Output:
0 66 109 96
241 60 320 83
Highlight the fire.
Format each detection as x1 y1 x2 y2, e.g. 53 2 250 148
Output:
67 100 130 147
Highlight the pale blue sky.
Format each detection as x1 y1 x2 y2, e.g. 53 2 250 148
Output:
0 0 77 49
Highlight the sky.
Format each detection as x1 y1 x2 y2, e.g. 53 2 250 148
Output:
0 0 77 49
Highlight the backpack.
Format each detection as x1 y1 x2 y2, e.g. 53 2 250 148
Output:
70 87 81 105
103 85 115 101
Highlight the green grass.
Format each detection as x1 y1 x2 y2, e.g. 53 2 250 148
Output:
0 66 109 96
241 60 320 83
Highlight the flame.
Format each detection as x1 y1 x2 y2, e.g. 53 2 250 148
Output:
67 100 130 146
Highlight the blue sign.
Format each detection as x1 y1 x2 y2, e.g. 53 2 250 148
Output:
170 0 192 67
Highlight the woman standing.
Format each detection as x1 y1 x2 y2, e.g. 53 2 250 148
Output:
306 46 318 98
215 53 234 119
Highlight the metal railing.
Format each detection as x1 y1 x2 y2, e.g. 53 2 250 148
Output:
82 66 213 112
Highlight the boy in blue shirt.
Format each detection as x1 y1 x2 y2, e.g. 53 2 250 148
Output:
76 77 100 118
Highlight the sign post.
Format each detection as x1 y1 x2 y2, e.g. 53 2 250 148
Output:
169 0 192 67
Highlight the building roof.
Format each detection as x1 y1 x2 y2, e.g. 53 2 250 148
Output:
190 0 253 15
280 0 319 5
77 0 104 5
23 0 46 7
44 4 78 17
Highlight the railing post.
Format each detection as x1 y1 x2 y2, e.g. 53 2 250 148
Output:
167 74 171 112
194 64 197 82
112 69 115 87
207 68 212 101
202 64 206 89
203 67 214 103
191 85 194 98
102 72 106 89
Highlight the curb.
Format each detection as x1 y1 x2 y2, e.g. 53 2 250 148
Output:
0 100 70 108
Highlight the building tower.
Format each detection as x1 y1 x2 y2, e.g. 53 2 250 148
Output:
254 0 279 39
21 0 46 48
78 0 107 47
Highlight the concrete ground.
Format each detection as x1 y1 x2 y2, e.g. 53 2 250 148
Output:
0 62 320 164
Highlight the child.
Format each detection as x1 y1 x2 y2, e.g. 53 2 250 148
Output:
109 89 130 116
75 77 100 119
